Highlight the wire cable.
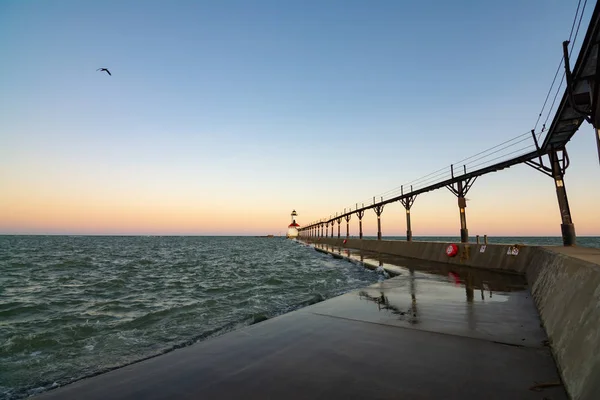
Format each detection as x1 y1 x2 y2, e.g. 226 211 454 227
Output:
533 0 583 131
570 0 588 56
328 2 588 220
543 74 565 127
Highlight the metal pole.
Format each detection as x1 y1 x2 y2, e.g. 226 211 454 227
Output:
550 150 576 246
359 217 363 239
337 220 341 239
346 220 350 238
406 209 412 241
357 210 364 240
457 181 468 243
596 128 600 167
377 216 382 240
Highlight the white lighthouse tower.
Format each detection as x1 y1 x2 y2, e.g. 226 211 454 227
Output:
287 210 300 239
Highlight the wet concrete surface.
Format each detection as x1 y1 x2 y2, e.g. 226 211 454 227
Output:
36 244 566 399
545 245 600 264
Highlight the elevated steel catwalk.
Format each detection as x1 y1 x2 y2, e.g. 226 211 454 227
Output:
320 149 541 225
542 0 600 151
305 2 600 230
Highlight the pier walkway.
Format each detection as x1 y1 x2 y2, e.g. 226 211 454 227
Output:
37 250 565 399
300 1 600 248
546 245 600 264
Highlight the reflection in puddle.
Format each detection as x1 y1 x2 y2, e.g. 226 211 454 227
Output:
314 242 531 329
359 268 420 324
314 243 526 295
309 242 547 349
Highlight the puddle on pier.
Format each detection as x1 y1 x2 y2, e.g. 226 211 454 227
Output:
311 243 546 348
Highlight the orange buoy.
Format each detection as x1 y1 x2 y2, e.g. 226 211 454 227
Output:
446 244 458 257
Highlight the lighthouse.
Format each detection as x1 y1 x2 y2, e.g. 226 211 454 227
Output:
287 210 300 238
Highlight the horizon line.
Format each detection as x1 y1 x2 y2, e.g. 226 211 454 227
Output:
1 234 599 237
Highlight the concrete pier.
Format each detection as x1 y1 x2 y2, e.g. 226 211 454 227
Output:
35 242 576 400
310 237 600 400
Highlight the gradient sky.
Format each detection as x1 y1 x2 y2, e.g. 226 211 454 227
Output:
1 0 599 236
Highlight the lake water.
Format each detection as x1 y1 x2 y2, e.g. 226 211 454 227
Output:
1 235 598 399
0 236 383 399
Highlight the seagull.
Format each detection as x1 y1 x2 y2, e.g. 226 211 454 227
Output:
97 68 111 76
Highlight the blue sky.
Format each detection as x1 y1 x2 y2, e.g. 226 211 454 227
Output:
1 0 598 235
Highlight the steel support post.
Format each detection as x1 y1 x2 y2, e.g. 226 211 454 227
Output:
337 219 341 239
325 223 328 238
550 150 576 246
525 147 576 246
344 214 351 238
331 223 334 237
596 128 600 167
446 176 475 244
400 194 416 242
356 210 364 239
406 210 413 241
458 193 468 243
321 224 324 237
373 205 384 240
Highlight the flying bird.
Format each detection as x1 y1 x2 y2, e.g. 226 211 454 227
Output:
97 68 111 76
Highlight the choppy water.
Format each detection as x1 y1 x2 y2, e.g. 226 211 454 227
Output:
0 236 383 399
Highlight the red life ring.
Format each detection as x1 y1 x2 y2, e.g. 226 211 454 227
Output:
446 244 458 257
343 239 347 245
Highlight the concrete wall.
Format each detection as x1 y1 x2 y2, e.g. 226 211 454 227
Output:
311 237 535 273
526 248 600 400
304 237 600 400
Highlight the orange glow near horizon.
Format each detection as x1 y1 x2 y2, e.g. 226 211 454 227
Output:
2 188 599 236
1 141 599 236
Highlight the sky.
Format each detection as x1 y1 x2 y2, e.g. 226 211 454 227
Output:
1 0 599 236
